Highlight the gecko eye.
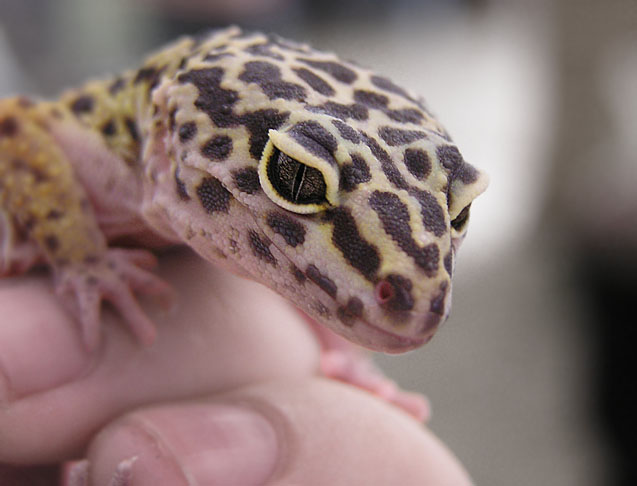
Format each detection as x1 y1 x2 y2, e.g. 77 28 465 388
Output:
258 125 340 214
260 145 333 214
267 148 327 206
450 204 471 231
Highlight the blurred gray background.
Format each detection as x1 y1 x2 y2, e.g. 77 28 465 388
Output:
1 0 635 484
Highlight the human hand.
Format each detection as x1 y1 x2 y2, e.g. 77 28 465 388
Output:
0 250 472 485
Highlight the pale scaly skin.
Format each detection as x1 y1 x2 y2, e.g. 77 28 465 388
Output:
0 27 487 418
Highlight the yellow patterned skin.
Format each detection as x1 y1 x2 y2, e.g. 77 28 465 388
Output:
0 27 487 352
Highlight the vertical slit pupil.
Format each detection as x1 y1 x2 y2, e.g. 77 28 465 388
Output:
292 163 307 201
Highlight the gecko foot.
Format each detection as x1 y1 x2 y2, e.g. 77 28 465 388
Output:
320 349 431 422
55 248 175 350
303 312 430 422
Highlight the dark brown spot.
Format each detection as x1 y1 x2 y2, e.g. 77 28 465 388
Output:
326 208 379 280
293 67 335 96
430 282 448 315
239 61 306 101
444 252 453 275
203 52 234 62
410 189 447 238
44 235 60 252
386 108 424 124
133 65 164 90
267 212 306 247
369 191 440 276
0 117 18 137
340 153 371 192
11 158 47 182
124 117 139 142
292 265 306 284
370 75 415 102
297 59 357 84
240 109 290 160
84 255 99 265
378 127 426 146
331 120 360 144
354 89 389 108
244 42 284 60
337 297 364 326
404 148 431 180
306 264 337 298
109 78 126 95
201 135 232 161
361 133 408 190
179 67 240 128
178 121 197 142
17 97 34 108
233 167 261 194
70 95 94 114
437 145 478 184
309 101 368 121
248 230 277 265
422 312 442 333
196 176 231 213
101 119 116 137
46 209 63 220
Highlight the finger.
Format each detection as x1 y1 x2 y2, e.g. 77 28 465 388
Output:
81 379 471 486
0 251 319 464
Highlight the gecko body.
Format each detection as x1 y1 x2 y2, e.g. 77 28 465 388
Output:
0 27 487 352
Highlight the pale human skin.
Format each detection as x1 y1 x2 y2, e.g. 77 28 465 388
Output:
0 250 472 485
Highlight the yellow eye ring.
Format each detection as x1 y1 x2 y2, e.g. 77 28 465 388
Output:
258 130 339 214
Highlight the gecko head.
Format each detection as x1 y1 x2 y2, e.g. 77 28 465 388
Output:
173 32 487 351
238 112 488 353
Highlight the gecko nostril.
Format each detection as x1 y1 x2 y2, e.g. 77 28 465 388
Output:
374 279 395 305
374 274 414 312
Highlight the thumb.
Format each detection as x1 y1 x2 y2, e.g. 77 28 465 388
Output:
70 378 471 485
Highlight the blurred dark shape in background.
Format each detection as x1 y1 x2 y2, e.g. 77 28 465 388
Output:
547 0 637 484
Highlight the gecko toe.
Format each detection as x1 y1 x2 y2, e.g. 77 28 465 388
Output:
105 284 158 346
77 287 102 350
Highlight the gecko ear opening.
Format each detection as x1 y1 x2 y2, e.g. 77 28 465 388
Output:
258 129 339 214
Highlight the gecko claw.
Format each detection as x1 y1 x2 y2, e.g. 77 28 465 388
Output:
320 349 431 423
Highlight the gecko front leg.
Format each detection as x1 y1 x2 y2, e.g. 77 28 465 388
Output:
0 98 170 349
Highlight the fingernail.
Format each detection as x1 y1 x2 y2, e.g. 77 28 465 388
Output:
133 404 279 485
0 281 90 402
61 459 89 486
104 404 279 485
